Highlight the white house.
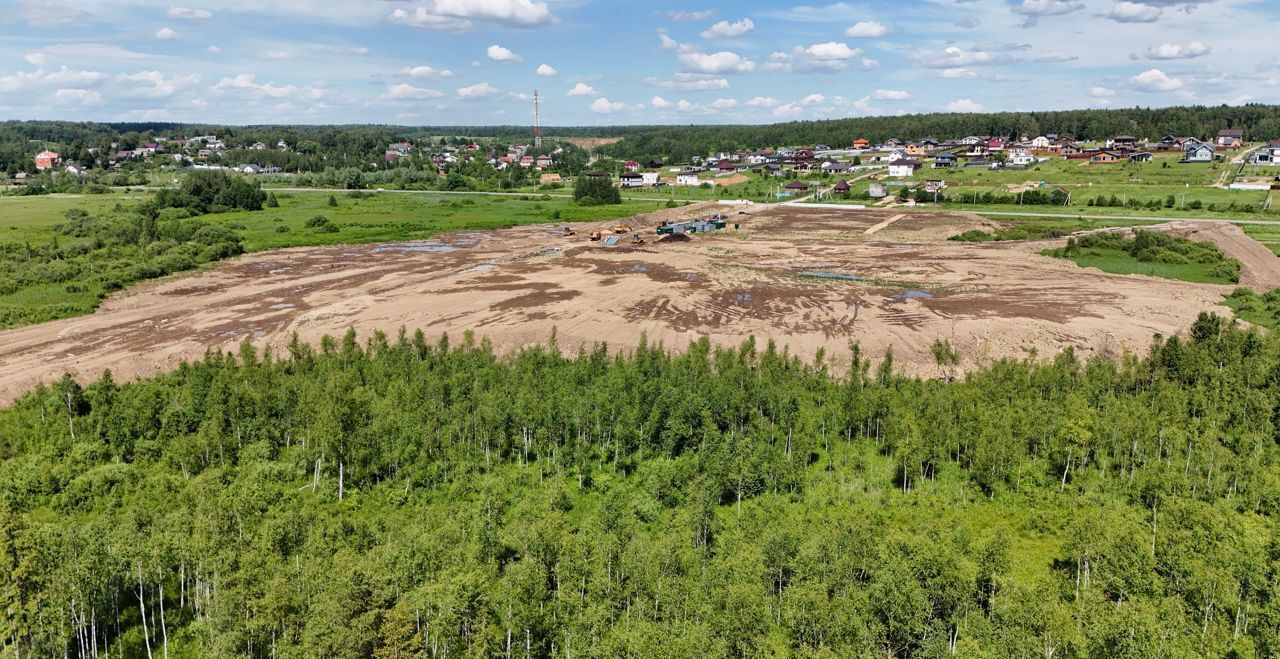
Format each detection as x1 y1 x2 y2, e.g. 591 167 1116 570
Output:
619 173 646 188
640 171 660 185
887 159 921 178
1007 148 1036 166
1183 141 1215 163
676 171 702 186
1029 136 1052 149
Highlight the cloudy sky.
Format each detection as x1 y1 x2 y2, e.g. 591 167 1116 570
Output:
0 0 1275 126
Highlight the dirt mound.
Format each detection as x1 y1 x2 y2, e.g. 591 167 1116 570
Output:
1172 222 1280 291
658 233 692 243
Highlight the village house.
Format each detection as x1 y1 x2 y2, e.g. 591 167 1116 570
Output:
1007 148 1036 166
833 180 851 194
535 155 553 169
619 172 646 188
1029 136 1053 149
1129 152 1153 163
676 171 702 186
905 143 928 157
1183 141 1216 163
1217 129 1244 149
932 152 957 169
623 160 641 173
1106 135 1139 150
852 138 870 149
34 150 60 171
887 158 921 178
1090 151 1123 164
539 173 562 184
250 142 267 150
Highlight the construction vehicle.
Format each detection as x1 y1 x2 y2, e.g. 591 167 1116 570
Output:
589 230 603 241
562 226 575 236
631 233 646 245
613 224 631 234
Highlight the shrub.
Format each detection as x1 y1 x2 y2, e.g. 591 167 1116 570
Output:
304 215 331 228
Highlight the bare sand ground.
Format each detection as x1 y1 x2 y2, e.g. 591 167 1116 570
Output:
0 206 1240 404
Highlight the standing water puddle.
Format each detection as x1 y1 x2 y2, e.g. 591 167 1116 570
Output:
800 271 861 281
890 290 934 301
374 241 457 253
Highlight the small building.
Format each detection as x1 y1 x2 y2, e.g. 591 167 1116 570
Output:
1217 129 1244 149
868 182 888 198
623 160 641 173
1129 152 1153 162
1058 143 1082 157
676 171 702 186
34 150 60 171
924 179 947 194
1007 149 1036 166
833 180 851 193
887 158 921 178
933 152 957 169
1183 143 1216 163
785 180 810 193
1107 135 1139 150
539 173 562 184
536 155 553 169
657 217 727 235
1090 151 1123 164
619 172 646 188
852 137 870 149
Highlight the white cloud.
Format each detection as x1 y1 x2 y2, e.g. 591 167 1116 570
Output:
206 45 221 54
115 70 199 98
1011 0 1084 26
651 96 671 108
945 98 984 112
23 53 45 67
772 103 803 117
941 68 978 79
664 10 713 21
1131 68 1183 91
710 98 738 109
589 97 625 113
313 45 368 55
167 7 212 19
53 88 103 105
536 63 556 76
1035 51 1078 63
401 65 453 79
745 96 781 108
844 21 889 37
388 0 555 32
1107 1 1161 22
567 82 596 96
766 41 873 72
1146 41 1210 60
644 73 730 90
1090 85 1116 97
872 89 910 101
155 27 177 40
801 93 826 106
913 46 1011 69
701 18 754 39
381 83 444 100
806 41 861 60
678 48 756 74
457 81 500 98
213 73 321 100
486 44 522 62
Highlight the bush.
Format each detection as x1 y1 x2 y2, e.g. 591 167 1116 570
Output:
573 175 621 205
275 225 291 233
305 215 331 228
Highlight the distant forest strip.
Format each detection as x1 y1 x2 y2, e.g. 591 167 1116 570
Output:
2 314 1280 657
6 104 1280 166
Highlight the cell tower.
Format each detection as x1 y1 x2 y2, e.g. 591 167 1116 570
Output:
533 90 542 149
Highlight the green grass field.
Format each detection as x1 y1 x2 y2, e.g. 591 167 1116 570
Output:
1048 246 1237 284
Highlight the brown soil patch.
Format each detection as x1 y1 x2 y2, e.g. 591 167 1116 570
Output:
0 205 1238 405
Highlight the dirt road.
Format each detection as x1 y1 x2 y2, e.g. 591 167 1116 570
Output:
0 207 1235 405
1175 221 1280 290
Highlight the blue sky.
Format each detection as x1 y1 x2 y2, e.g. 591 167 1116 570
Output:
0 0 1276 126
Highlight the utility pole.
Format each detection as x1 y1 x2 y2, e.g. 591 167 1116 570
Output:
533 91 542 150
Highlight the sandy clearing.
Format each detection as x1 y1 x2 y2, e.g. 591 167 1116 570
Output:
864 213 906 236
0 206 1237 405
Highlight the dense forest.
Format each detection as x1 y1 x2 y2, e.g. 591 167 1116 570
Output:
2 316 1279 657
